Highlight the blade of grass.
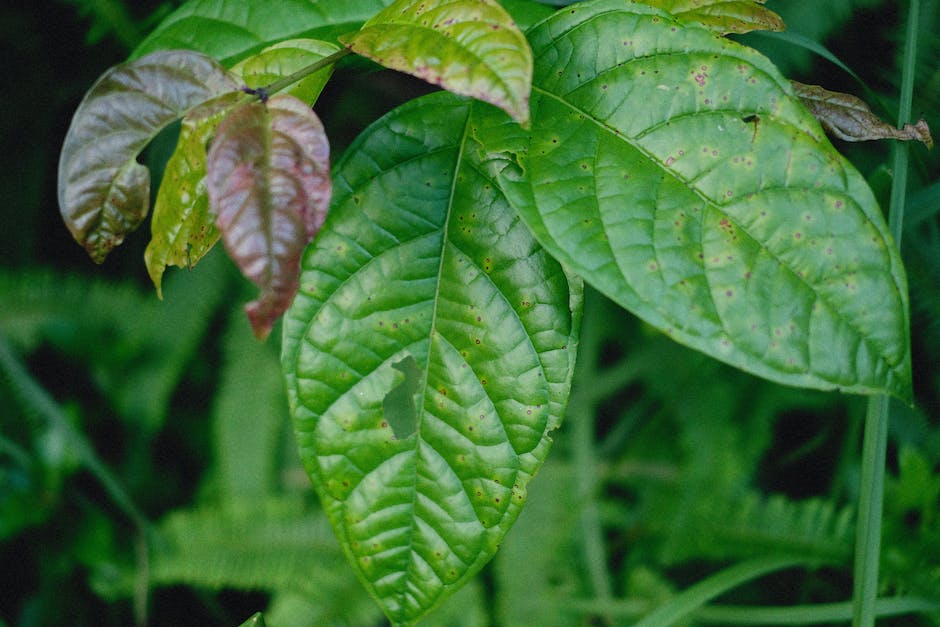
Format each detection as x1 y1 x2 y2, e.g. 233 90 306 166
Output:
852 1 919 626
634 556 807 627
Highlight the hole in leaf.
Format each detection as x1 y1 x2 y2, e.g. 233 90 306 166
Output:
382 355 423 439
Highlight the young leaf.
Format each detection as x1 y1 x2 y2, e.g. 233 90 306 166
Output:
281 92 582 624
342 0 533 125
132 0 396 65
206 95 331 340
230 39 341 105
792 81 933 148
484 0 911 401
638 0 785 34
58 50 237 263
145 93 242 297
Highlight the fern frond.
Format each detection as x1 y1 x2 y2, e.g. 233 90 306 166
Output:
657 490 855 565
95 497 373 612
211 312 289 501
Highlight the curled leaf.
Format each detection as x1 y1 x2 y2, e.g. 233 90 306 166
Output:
342 0 533 125
230 38 341 105
639 0 785 34
145 93 244 297
206 95 331 340
793 81 933 148
58 50 238 263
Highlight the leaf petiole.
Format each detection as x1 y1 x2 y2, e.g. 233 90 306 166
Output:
254 47 352 100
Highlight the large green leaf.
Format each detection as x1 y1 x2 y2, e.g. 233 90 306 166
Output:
484 0 911 400
57 50 237 263
282 92 582 624
342 0 533 125
132 0 396 65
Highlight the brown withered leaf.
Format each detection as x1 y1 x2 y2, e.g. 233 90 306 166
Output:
793 81 933 148
206 95 331 340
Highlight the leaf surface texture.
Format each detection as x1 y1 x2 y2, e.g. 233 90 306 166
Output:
282 92 581 623
486 0 911 399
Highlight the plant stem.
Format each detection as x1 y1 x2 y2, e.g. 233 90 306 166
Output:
571 289 614 603
0 335 151 625
851 1 918 625
256 47 352 99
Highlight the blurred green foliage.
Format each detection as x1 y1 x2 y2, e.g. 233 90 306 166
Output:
1 0 939 625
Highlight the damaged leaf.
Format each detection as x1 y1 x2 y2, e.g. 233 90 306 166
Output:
145 92 244 297
793 81 933 148
58 50 238 263
342 0 532 125
281 93 581 624
638 0 784 34
206 95 331 340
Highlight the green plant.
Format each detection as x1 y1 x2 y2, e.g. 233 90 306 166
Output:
47 0 937 625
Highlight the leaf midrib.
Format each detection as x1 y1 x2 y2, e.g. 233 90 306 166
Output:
532 84 907 385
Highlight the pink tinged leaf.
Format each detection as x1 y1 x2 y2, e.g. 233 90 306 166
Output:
58 50 238 263
793 81 934 148
342 0 533 126
206 95 331 340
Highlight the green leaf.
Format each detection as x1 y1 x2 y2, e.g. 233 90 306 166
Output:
206 95 332 340
58 50 237 263
237 613 265 627
342 0 533 125
485 0 911 400
132 0 396 65
498 0 556 30
145 92 242 297
230 38 341 105
281 92 582 624
638 0 784 34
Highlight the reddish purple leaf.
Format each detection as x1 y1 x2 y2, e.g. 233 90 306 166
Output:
206 95 331 339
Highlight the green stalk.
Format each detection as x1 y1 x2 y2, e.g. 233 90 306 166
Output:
633 556 806 627
851 1 919 625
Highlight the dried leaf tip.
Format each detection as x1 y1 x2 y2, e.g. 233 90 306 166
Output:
793 81 933 149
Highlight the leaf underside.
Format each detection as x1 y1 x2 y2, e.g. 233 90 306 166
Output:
207 95 331 340
342 0 533 125
486 0 911 400
58 50 237 263
282 93 582 623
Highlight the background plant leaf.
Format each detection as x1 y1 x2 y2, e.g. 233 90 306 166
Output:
145 92 243 297
639 0 784 34
206 95 331 340
57 50 237 263
132 0 396 65
230 38 341 105
792 81 934 148
281 92 582 624
484 0 911 400
342 0 533 125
